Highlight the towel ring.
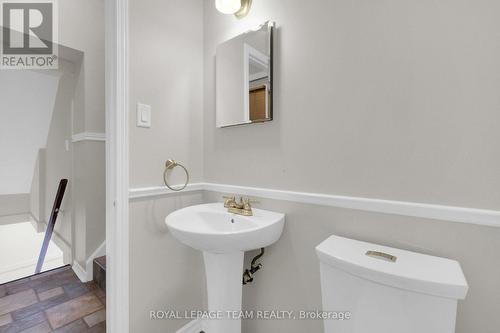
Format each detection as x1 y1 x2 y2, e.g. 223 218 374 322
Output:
163 159 189 191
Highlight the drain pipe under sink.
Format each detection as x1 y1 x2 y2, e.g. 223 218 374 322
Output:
242 248 265 285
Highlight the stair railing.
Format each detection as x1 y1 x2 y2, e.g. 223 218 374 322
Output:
35 179 68 274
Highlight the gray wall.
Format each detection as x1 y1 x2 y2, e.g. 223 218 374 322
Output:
127 0 500 332
72 140 106 266
129 0 204 189
0 194 29 219
44 62 76 250
0 1 105 270
128 0 204 332
203 0 500 210
202 1 500 333
204 191 500 333
58 0 106 267
59 0 105 133
129 193 206 333
30 149 45 225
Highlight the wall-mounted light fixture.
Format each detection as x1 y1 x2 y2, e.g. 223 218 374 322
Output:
215 0 252 19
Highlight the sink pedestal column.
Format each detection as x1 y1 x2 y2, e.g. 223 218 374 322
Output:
203 251 244 333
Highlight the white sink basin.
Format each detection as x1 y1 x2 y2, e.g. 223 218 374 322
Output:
165 203 285 253
165 202 285 333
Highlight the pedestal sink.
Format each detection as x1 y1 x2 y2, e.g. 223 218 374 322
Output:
165 203 285 333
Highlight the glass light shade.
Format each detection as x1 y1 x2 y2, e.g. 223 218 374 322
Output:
215 0 241 14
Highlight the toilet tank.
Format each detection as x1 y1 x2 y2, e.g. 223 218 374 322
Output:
316 235 468 333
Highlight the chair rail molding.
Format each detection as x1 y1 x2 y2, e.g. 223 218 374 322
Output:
129 183 205 199
71 132 106 143
128 183 500 228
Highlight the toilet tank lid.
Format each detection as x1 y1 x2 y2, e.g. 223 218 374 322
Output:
316 235 468 300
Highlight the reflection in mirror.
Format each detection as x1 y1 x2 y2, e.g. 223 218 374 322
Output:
216 21 274 128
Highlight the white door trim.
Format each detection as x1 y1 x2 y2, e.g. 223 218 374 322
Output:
105 0 129 332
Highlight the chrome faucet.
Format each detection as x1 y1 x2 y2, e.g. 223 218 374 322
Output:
223 196 257 216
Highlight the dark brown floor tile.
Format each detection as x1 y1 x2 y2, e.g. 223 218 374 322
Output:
0 290 38 316
3 281 32 297
37 287 64 302
86 283 98 292
45 293 103 329
62 283 93 300
17 321 51 333
4 270 75 297
1 278 30 289
51 319 89 333
2 267 105 333
0 312 45 333
93 289 105 302
11 294 69 321
83 309 105 328
85 321 105 333
31 268 74 285
30 267 71 281
32 273 79 294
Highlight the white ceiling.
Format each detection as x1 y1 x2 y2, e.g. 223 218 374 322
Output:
0 70 60 195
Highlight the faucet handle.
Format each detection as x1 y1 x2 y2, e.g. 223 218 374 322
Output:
223 195 236 207
243 197 259 204
240 197 257 216
242 198 259 211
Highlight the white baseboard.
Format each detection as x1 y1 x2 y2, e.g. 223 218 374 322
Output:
72 262 88 282
29 214 45 233
176 319 203 333
0 213 30 226
72 241 106 283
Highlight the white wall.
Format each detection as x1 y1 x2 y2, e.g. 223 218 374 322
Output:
203 190 500 333
129 194 206 333
0 194 29 219
59 0 105 133
0 1 105 274
0 71 59 195
128 0 204 332
56 0 106 267
203 0 500 210
127 1 500 332
201 1 500 332
30 149 45 223
129 0 204 188
43 60 78 251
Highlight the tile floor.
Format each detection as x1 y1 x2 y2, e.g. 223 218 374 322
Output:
0 266 105 332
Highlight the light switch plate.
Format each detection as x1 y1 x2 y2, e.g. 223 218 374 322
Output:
137 103 151 128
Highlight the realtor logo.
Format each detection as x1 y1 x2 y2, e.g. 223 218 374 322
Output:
1 0 58 69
